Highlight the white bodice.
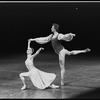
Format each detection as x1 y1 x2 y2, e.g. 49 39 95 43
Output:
25 58 35 70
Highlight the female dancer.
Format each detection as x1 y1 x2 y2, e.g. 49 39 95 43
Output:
29 23 91 86
19 40 59 90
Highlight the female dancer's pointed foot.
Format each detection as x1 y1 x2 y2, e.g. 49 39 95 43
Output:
85 48 91 52
21 85 27 90
50 84 60 89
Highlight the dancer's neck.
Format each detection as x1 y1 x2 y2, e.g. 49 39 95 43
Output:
53 31 58 35
27 54 31 58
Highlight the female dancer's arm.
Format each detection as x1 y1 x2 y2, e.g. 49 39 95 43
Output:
32 47 44 58
58 33 76 41
29 34 53 44
27 40 31 49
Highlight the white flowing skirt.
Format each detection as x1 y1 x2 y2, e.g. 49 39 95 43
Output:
29 68 56 89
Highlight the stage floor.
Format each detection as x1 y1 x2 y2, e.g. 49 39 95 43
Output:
0 53 100 99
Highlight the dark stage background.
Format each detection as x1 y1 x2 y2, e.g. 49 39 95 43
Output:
0 2 99 57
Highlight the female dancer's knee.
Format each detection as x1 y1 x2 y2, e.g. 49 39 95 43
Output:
19 73 22 77
19 73 24 79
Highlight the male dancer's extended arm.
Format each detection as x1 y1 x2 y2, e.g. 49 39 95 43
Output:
29 34 53 44
58 33 76 42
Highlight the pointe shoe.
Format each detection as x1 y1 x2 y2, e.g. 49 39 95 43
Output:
85 48 91 52
50 84 60 89
21 85 27 90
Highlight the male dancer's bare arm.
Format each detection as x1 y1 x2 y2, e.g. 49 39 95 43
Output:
58 33 76 41
29 34 53 44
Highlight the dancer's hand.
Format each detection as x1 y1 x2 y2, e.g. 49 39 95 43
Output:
28 39 31 43
69 33 76 37
40 47 44 50
28 38 35 41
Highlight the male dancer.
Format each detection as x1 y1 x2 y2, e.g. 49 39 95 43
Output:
29 23 91 85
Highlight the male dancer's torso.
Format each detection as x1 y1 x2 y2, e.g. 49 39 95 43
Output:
51 33 64 54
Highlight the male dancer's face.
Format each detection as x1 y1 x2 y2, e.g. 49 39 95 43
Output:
51 25 55 32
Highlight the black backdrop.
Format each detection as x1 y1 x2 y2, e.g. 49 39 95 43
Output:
0 3 99 57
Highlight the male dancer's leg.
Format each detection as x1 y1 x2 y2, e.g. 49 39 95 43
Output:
63 48 90 55
59 48 91 85
70 48 91 55
59 52 66 86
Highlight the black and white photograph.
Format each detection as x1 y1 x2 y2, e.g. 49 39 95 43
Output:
0 1 100 99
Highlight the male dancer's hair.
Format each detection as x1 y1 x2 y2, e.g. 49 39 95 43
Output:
52 23 59 32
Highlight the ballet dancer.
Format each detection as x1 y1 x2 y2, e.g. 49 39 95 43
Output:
19 40 59 90
29 23 91 86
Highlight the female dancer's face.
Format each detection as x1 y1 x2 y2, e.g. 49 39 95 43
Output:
27 49 32 55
